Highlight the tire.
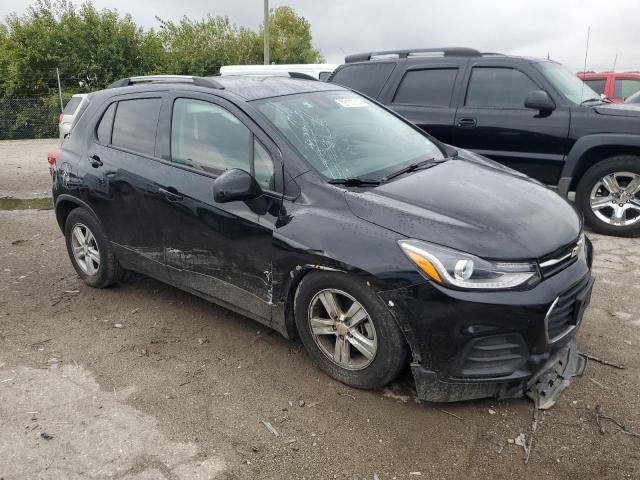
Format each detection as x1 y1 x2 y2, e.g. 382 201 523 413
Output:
576 155 640 237
294 272 409 390
64 208 122 288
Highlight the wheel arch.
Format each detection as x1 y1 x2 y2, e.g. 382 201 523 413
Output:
54 194 100 233
560 135 640 193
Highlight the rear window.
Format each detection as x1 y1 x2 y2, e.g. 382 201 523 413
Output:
111 98 162 156
393 68 458 107
583 78 606 96
330 63 395 98
63 96 82 115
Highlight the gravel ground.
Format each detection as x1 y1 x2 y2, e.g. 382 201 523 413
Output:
0 140 639 479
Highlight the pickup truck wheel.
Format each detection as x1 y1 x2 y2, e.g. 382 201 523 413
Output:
294 272 409 390
576 156 640 237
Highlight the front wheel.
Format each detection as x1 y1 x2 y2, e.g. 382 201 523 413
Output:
294 272 409 390
576 155 640 237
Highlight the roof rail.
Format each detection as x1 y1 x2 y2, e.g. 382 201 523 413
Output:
288 71 317 81
107 75 225 90
345 47 482 63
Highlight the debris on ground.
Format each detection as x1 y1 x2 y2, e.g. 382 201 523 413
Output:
514 432 528 459
113 324 124 329
197 338 209 345
261 421 279 437
589 378 608 390
488 409 496 415
595 405 640 438
298 400 305 407
337 391 356 400
581 352 625 370
40 432 53 440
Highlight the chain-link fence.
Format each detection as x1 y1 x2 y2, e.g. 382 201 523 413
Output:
1 68 163 141
0 95 64 140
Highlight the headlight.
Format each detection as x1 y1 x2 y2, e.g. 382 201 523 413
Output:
398 239 540 290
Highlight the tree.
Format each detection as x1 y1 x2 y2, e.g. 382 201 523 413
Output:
156 15 261 76
262 6 323 64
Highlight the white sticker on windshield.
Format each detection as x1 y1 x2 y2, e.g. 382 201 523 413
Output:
335 98 368 108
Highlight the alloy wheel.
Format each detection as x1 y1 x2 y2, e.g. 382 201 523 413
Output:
589 171 640 227
307 289 377 370
70 223 101 275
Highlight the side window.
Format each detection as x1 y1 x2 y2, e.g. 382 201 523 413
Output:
96 103 116 144
330 63 395 98
614 79 640 100
393 68 458 107
171 98 251 174
584 78 606 96
253 138 275 190
466 67 539 108
111 98 162 156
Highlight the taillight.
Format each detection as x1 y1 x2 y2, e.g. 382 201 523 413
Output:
47 149 61 176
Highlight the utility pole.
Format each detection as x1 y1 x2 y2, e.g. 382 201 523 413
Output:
56 67 64 112
263 0 270 65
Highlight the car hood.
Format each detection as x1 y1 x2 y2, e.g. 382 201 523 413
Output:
593 103 640 117
344 155 581 260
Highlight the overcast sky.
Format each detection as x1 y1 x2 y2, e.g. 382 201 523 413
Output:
2 0 638 72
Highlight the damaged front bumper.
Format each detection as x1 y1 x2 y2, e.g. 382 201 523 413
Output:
379 239 594 408
410 337 586 409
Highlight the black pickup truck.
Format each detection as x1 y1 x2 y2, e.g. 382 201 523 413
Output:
328 47 640 237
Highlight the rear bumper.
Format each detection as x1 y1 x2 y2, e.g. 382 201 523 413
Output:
378 237 594 405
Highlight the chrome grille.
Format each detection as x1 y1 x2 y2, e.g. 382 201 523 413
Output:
538 236 583 278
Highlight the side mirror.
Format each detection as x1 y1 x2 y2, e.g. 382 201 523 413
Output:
213 168 263 203
524 90 555 112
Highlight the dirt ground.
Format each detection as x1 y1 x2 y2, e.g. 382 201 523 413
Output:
1 140 639 479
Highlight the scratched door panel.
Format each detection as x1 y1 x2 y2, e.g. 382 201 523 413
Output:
161 164 277 321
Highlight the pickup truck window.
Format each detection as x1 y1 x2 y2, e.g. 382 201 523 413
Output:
466 67 539 108
393 68 458 107
584 78 606 96
331 63 395 98
614 79 640 100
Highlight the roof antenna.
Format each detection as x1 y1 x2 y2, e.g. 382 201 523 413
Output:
579 25 591 104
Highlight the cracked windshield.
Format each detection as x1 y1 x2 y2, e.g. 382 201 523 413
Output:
254 91 444 180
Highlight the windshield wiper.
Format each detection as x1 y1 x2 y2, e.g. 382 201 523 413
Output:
381 157 445 182
328 178 382 187
580 97 605 105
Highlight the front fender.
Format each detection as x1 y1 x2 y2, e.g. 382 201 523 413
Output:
558 134 640 196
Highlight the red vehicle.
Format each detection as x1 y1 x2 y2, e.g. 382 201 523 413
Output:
577 72 640 102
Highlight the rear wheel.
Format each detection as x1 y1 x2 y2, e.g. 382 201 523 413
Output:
294 272 409 390
64 208 122 288
576 155 640 236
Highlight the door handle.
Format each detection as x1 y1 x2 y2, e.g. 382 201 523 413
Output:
158 187 183 202
89 155 103 168
457 117 477 128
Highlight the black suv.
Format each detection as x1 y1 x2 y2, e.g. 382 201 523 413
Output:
329 47 640 236
53 75 593 406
